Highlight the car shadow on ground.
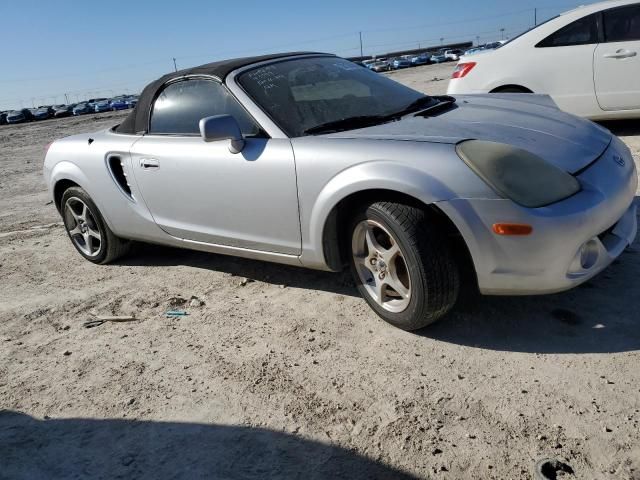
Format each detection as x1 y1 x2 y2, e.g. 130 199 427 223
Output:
119 212 640 356
425 246 640 354
598 119 640 137
119 243 360 297
0 410 418 480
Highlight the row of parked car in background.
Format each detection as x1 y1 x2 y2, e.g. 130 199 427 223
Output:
359 42 504 72
0 95 138 125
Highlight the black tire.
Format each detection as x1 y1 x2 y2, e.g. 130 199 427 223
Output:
347 202 460 331
60 186 130 264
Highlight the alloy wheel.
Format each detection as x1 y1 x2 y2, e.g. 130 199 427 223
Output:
63 197 102 257
352 220 411 313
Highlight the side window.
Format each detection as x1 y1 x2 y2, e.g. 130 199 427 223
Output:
604 4 640 42
537 13 599 47
149 79 261 136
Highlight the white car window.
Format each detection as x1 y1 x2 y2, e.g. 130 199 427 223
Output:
603 4 640 42
537 13 599 47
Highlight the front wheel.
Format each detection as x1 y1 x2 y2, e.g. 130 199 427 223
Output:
348 202 460 330
61 186 130 264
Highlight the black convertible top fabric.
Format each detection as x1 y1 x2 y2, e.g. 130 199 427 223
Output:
116 51 326 134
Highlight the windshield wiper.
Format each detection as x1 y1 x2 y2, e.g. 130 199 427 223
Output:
392 95 436 116
412 95 457 117
304 115 390 135
383 95 456 119
303 96 456 135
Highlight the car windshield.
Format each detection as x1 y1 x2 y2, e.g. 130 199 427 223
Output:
238 56 430 137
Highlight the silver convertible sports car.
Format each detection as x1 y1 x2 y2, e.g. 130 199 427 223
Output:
44 52 638 331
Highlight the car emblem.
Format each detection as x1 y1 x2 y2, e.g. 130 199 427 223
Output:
613 154 625 167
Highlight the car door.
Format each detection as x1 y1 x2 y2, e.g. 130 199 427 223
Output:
129 77 301 255
533 12 600 116
594 3 640 111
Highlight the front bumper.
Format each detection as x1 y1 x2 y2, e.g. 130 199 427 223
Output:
439 136 638 295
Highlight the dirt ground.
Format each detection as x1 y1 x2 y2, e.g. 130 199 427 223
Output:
1 63 640 480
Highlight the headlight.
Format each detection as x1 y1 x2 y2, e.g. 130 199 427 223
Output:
456 140 580 208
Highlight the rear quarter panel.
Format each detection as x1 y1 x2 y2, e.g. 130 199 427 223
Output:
44 129 166 242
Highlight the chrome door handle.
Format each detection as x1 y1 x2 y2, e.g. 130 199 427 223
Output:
139 158 159 169
603 49 637 59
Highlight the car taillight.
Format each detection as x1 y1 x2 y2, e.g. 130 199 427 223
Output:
452 62 476 79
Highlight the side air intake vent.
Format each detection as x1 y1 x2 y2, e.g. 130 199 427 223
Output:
107 155 134 199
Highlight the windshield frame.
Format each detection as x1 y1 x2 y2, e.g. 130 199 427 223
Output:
233 54 431 138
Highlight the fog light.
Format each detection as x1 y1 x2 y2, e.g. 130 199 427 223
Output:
579 239 599 269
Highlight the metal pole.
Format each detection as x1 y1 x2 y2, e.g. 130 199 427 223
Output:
500 28 505 40
173 57 178 72
359 31 363 58
534 8 537 26
64 93 69 104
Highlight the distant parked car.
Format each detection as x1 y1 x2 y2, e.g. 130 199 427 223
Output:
109 99 129 111
53 105 73 118
483 41 503 51
0 112 7 125
125 97 138 108
444 49 464 61
73 103 92 115
86 98 107 110
33 107 54 121
411 54 431 66
370 61 391 72
6 109 33 124
464 46 485 56
20 108 34 121
430 54 447 63
362 59 376 69
6 111 25 124
392 58 412 69
448 0 640 120
94 101 111 113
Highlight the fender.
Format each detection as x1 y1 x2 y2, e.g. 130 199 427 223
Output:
301 161 461 270
48 160 124 234
47 160 90 200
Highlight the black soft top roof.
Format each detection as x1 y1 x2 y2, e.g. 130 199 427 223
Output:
116 51 327 135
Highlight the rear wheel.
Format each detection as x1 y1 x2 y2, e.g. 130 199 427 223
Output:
491 85 532 93
61 186 130 264
348 202 460 330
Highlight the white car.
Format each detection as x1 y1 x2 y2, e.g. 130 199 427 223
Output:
444 49 464 61
448 0 640 120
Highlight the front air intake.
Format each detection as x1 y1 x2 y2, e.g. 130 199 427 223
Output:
107 155 134 199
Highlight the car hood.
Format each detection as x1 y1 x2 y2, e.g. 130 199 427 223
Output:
325 94 612 174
